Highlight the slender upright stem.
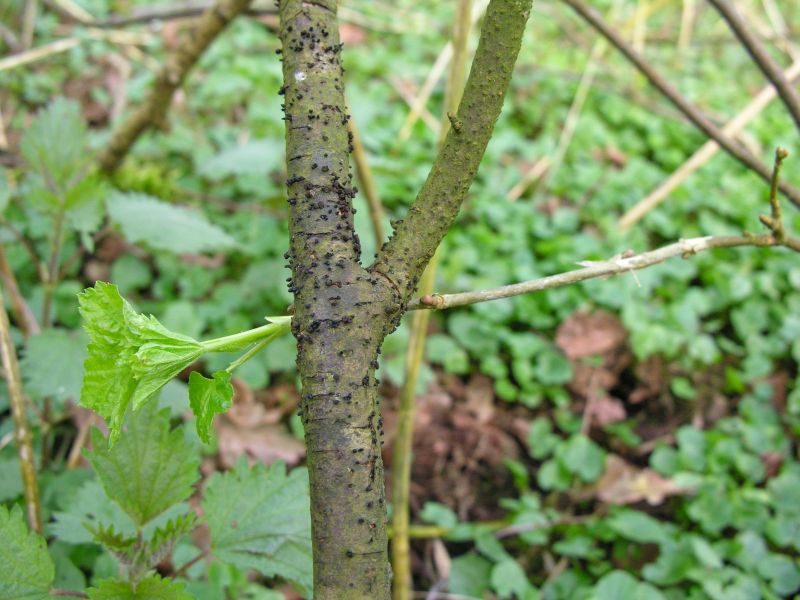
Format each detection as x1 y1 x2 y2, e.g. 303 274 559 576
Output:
21 0 38 49
708 0 800 133
348 115 385 245
0 245 40 338
0 283 42 533
391 3 473 598
41 206 66 328
561 0 800 209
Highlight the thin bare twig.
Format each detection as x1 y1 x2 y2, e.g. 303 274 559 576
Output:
415 148 799 310
0 245 40 339
97 0 254 173
708 0 800 133
0 283 42 533
21 0 39 49
49 590 89 598
620 60 800 229
392 5 474 599
348 115 385 245
561 0 800 209
0 37 80 73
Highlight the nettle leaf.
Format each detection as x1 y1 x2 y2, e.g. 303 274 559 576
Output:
50 479 134 544
145 513 197 569
87 575 191 600
204 460 312 598
189 370 233 444
21 97 89 186
87 403 200 527
199 138 284 180
79 282 204 441
0 505 55 600
21 329 87 406
107 192 237 254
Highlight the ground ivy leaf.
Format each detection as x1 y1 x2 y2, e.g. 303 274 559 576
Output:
189 371 233 444
87 575 191 600
79 282 203 442
0 505 55 600
204 460 312 598
87 403 200 527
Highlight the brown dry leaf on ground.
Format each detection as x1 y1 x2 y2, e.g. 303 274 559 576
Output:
383 374 518 521
577 454 690 505
585 395 626 427
556 311 630 400
216 378 305 468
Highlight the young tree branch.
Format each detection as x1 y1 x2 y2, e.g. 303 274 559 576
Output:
97 0 253 173
561 0 800 209
707 0 800 133
372 0 534 300
409 233 794 310
413 148 798 310
0 284 42 533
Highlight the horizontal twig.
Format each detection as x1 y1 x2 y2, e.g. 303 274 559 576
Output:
409 233 796 311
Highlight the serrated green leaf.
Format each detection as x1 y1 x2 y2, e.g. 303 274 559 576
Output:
21 98 89 188
145 513 197 569
21 329 87 406
0 505 55 600
204 461 312 597
199 138 284 180
87 403 200 527
79 281 203 441
49 479 135 544
87 575 192 600
107 192 237 254
189 370 233 444
449 554 492 597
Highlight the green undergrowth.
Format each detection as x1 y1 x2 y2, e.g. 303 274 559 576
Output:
0 0 798 597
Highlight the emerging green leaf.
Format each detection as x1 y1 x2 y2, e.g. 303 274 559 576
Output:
204 461 312 598
87 575 192 600
87 403 200 527
0 505 55 600
189 370 233 444
107 192 237 254
79 282 203 441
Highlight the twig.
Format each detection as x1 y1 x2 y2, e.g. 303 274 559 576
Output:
389 76 441 135
0 22 21 52
97 0 254 173
0 283 42 533
22 0 39 49
413 150 799 311
398 1 488 141
43 0 96 24
392 5 473 597
561 0 800 209
708 0 800 133
373 0 533 297
49 590 89 598
0 245 40 339
410 234 792 310
677 0 696 56
620 60 800 229
0 37 80 73
348 114 385 245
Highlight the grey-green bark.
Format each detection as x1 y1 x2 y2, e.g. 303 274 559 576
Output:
278 1 532 597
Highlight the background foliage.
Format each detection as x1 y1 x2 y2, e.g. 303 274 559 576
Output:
0 0 799 598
